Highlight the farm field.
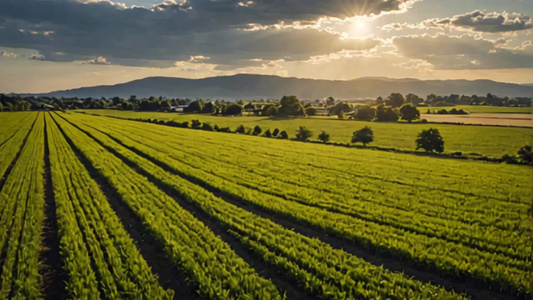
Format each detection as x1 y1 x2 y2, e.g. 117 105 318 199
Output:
421 113 532 128
80 109 532 157
0 111 531 299
425 105 533 114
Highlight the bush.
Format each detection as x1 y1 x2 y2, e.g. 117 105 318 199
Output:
214 124 220 131
235 125 246 134
263 129 272 137
351 126 373 146
295 126 313 141
501 154 518 164
201 123 214 131
278 130 289 139
179 121 190 128
191 119 202 129
318 131 330 143
253 125 262 135
420 119 428 123
517 145 532 164
224 103 243 116
416 128 444 153
272 128 280 137
305 107 317 116
219 127 232 133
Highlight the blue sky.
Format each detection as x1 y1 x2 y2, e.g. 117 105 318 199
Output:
0 0 531 93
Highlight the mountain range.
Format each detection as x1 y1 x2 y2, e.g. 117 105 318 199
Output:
32 74 533 99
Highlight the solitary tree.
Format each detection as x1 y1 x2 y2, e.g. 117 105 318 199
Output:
318 131 330 143
295 126 313 141
399 104 420 122
517 145 532 164
351 126 374 146
416 128 444 153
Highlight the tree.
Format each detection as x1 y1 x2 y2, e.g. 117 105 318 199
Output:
201 123 214 131
351 126 373 146
305 106 317 116
337 111 345 119
295 126 313 141
325 96 335 107
278 95 304 116
405 94 423 106
272 128 280 137
318 131 330 143
0 102 3 112
263 129 272 137
186 100 203 113
416 128 444 153
354 106 375 121
224 103 242 116
517 145 532 164
278 130 289 139
262 105 278 116
374 105 398 122
385 93 405 108
253 125 262 135
399 104 420 122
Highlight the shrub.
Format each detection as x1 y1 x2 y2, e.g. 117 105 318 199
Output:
235 125 246 134
517 145 532 164
253 125 262 135
278 130 289 139
263 129 272 137
272 128 280 137
318 131 330 143
295 126 313 141
191 119 202 129
201 123 214 131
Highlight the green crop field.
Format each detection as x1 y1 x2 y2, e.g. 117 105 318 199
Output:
0 111 530 299
80 109 532 158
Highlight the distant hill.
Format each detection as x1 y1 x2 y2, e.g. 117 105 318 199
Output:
32 74 533 99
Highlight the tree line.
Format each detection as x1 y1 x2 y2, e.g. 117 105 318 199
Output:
1 92 530 113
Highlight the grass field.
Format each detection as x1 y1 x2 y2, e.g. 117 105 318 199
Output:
80 109 532 158
0 111 530 299
424 105 533 114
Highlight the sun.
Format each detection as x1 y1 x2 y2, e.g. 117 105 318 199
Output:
349 17 371 37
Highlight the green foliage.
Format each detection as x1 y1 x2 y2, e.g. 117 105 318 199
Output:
295 126 313 141
416 128 444 153
263 129 272 137
517 145 532 164
262 105 278 117
351 126 374 146
385 93 405 108
278 130 289 139
318 131 330 143
374 105 398 122
224 103 243 116
305 106 317 116
201 122 214 131
190 119 202 129
235 124 246 134
337 111 345 119
272 128 280 137
399 104 420 122
278 95 304 116
354 106 375 121
253 125 262 135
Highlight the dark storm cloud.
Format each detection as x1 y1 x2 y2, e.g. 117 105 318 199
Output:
0 0 402 67
393 34 533 69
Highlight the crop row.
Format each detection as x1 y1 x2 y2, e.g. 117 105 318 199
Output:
55 112 466 299
0 113 37 181
50 113 283 299
0 112 45 298
87 115 530 234
45 113 173 299
88 118 528 260
61 112 532 296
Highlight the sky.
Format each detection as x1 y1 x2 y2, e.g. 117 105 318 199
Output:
0 0 532 93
